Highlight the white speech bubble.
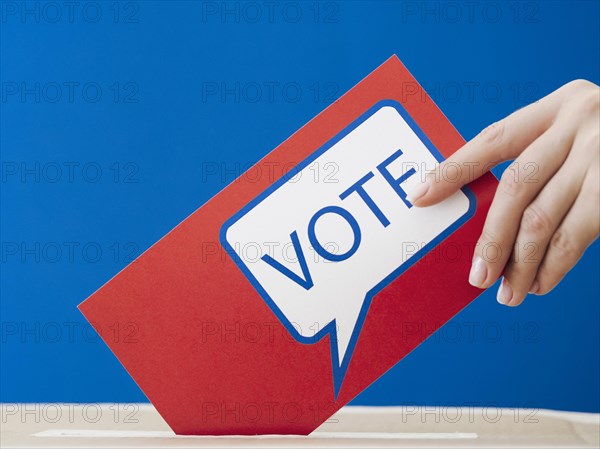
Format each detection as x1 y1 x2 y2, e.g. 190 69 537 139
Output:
221 100 475 398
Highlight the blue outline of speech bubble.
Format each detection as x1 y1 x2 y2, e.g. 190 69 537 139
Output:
220 100 476 400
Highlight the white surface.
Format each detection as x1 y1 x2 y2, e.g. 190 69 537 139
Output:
2 404 599 448
33 429 478 440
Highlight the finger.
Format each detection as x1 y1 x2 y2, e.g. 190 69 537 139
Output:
467 126 575 291
408 93 561 207
534 163 600 294
498 156 585 306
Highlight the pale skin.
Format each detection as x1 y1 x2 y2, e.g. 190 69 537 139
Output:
406 80 600 306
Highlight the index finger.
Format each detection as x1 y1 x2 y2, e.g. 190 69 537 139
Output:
406 93 560 207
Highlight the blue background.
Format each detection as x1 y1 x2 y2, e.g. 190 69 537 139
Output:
1 0 599 412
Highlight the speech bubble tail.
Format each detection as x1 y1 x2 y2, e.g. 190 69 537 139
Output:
329 300 367 400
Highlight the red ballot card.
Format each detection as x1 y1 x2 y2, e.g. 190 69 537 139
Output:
79 55 498 435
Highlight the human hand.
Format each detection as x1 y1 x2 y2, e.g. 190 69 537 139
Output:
406 80 600 306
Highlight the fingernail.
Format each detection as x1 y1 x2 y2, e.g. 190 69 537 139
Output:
406 181 430 204
529 280 540 295
468 256 487 288
497 278 513 305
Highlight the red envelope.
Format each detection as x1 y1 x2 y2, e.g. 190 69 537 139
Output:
79 55 497 435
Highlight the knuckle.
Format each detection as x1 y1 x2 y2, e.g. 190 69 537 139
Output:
562 80 600 113
479 120 507 149
479 227 501 247
549 229 581 263
565 79 595 92
499 166 526 198
477 229 505 263
521 204 553 237
576 90 600 116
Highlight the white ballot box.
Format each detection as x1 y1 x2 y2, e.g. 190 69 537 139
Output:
2 404 599 448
